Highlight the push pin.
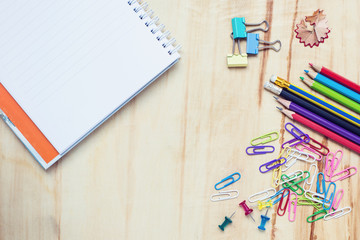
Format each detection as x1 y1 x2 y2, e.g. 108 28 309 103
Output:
246 33 281 55
239 200 255 222
258 209 270 231
218 211 236 231
258 200 273 211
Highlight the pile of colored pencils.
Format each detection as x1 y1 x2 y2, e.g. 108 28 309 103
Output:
264 63 360 154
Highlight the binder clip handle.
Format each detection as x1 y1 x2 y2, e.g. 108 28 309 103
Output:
230 33 242 55
245 20 269 33
258 39 282 52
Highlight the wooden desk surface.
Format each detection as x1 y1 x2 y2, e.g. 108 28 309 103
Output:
0 0 359 239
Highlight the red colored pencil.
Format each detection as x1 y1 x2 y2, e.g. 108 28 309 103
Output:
277 107 360 154
309 63 360 94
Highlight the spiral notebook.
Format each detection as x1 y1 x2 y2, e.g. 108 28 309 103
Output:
0 0 180 169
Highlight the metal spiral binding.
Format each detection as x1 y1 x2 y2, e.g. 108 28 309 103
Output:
128 0 181 55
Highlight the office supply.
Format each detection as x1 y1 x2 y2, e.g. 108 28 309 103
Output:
301 76 360 113
316 172 326 194
232 18 269 39
239 200 256 222
329 189 344 213
303 164 318 191
281 171 309 189
288 192 297 222
268 188 290 205
0 0 181 169
299 136 330 156
214 172 241 190
307 209 327 223
259 157 287 173
251 131 279 145
309 63 360 94
285 122 310 140
264 82 360 136
218 211 236 231
295 143 323 161
246 33 281 54
258 200 273 210
271 147 290 187
277 189 290 216
270 75 360 126
275 170 304 185
227 34 248 67
277 108 360 154
246 146 275 155
258 209 270 231
275 97 360 144
304 70 360 104
330 167 358 182
297 195 323 210
323 182 336 210
324 207 351 221
288 149 315 163
248 188 276 203
304 190 326 205
210 190 239 202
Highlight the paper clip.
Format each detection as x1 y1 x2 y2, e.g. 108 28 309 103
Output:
277 189 290 216
325 150 343 179
305 190 326 205
227 33 248 67
296 195 323 210
323 182 336 210
330 167 358 182
287 183 305 196
295 144 323 161
324 207 351 221
303 164 318 191
210 190 239 202
269 188 289 205
281 137 306 149
285 122 310 140
250 131 279 146
232 17 269 39
246 33 281 55
301 136 329 156
329 189 344 213
259 157 286 173
316 172 326 194
246 145 275 155
290 149 316 163
281 171 309 189
248 188 276 203
258 200 273 210
307 209 327 223
275 170 303 186
214 172 241 190
288 192 297 222
271 166 282 188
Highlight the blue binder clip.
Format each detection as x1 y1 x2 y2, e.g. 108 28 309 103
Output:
214 172 241 190
246 33 281 55
232 18 269 39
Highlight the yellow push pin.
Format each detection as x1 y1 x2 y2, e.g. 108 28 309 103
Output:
257 200 273 211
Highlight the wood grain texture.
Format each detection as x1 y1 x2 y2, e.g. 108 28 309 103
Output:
0 0 359 239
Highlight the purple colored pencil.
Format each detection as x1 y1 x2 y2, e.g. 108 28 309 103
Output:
275 97 360 145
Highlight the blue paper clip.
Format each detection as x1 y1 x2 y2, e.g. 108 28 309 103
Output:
215 172 241 190
259 157 286 173
323 182 336 210
246 146 275 155
246 33 281 55
316 172 326 194
268 187 289 205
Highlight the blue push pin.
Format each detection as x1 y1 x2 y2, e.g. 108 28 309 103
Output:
258 209 270 231
218 211 236 231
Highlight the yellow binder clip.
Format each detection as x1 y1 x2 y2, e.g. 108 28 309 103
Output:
227 33 248 67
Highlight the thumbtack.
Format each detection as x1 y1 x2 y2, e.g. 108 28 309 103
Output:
218 211 236 231
258 209 270 231
258 200 273 210
239 200 256 222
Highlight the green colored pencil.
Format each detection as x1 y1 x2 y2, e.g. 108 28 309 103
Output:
300 77 360 114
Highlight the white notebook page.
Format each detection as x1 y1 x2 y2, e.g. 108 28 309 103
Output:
0 0 179 153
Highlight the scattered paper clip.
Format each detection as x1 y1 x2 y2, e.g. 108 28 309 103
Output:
271 166 282 188
246 145 275 155
316 172 326 194
323 182 336 210
259 157 287 173
288 192 297 222
248 188 276 203
210 190 239 202
303 164 318 191
277 189 290 216
295 144 323 161
329 189 344 213
305 190 326 205
285 122 310 140
330 167 358 182
250 131 279 146
297 195 323 210
324 207 351 221
301 136 329 156
269 188 289 205
281 171 309 189
214 172 241 190
307 209 327 223
275 170 303 186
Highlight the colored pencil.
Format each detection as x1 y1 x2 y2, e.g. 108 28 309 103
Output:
300 77 360 114
270 75 360 127
275 97 360 145
277 108 360 154
304 70 360 104
309 63 360 94
264 82 360 136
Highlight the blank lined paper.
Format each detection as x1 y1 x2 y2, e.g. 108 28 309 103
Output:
0 0 179 153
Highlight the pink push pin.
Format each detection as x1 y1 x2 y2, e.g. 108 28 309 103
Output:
239 200 255 222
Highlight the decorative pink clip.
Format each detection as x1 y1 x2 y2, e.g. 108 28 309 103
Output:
330 167 358 182
325 150 343 181
295 143 323 161
329 189 344 213
301 136 329 156
288 192 297 222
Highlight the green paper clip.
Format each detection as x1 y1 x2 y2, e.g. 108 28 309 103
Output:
251 131 279 146
307 209 327 223
282 171 310 189
297 196 322 210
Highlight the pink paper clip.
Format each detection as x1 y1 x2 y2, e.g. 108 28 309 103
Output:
301 136 329 156
330 167 358 182
295 143 323 161
288 192 297 222
329 189 344 213
324 153 334 181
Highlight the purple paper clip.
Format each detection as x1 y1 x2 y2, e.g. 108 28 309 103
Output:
259 157 287 173
246 146 275 155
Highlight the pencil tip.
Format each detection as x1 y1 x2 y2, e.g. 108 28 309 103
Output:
304 70 309 73
273 96 279 100
300 76 304 80
276 106 283 111
309 63 313 67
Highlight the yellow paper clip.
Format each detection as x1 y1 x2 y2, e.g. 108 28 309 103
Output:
258 200 273 210
227 33 248 67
